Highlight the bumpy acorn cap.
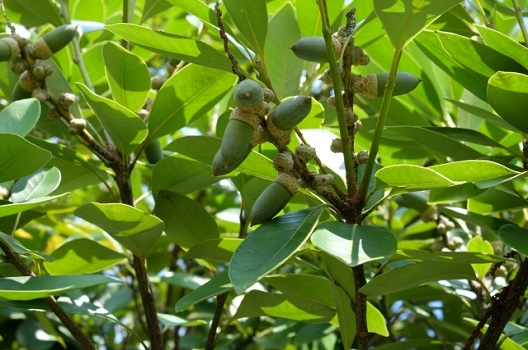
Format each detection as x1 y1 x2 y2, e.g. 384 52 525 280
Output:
273 152 294 173
234 79 264 108
0 37 20 62
33 24 78 60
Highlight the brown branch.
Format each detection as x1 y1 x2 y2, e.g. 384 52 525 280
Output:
353 265 368 350
205 292 228 350
0 240 95 350
215 2 245 81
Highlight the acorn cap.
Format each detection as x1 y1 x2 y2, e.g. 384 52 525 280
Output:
33 24 78 59
0 37 20 62
270 96 312 130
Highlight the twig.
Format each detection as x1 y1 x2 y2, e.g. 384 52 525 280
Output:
0 0 16 34
215 2 245 81
205 292 228 350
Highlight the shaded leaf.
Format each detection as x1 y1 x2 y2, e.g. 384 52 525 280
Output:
467 236 494 279
265 274 334 307
475 24 528 70
374 0 460 49
224 0 267 56
77 83 148 156
392 249 509 264
0 275 122 301
183 238 242 262
233 290 335 323
11 167 61 203
311 222 397 267
148 64 236 140
0 134 51 183
103 42 151 112
446 99 519 132
499 225 528 257
158 313 207 328
167 0 218 29
229 206 324 293
0 231 53 261
488 72 528 134
105 24 232 71
3 0 62 27
141 0 172 23
44 239 126 275
0 98 40 137
74 202 164 259
0 194 67 218
155 190 219 250
360 261 477 296
174 272 232 312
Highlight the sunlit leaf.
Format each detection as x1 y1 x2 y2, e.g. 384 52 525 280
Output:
174 272 232 312
467 236 494 279
0 98 40 137
224 0 267 56
488 72 528 134
0 134 51 183
0 231 53 261
11 167 61 203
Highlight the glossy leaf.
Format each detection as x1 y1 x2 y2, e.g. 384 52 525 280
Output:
174 272 232 312
141 0 172 23
151 156 218 198
467 236 494 279
0 194 67 218
360 260 477 296
3 0 63 27
74 202 164 259
374 0 460 49
103 42 151 112
311 222 397 267
233 290 335 323
0 231 53 261
264 3 302 99
499 225 528 257
488 72 528 134
11 167 61 203
44 239 126 275
183 238 242 262
167 0 218 29
0 98 40 137
0 275 122 301
429 160 519 183
265 274 334 307
105 23 232 71
0 134 51 183
392 249 509 264
446 99 519 132
469 188 528 214
376 164 458 189
229 206 324 293
224 0 267 56
158 313 207 328
148 64 236 140
155 190 219 250
77 83 148 156
475 24 528 70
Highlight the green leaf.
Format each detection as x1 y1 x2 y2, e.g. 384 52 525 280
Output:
167 0 218 29
311 222 397 267
3 0 63 27
155 190 219 250
488 72 528 134
183 238 242 262
141 0 172 23
425 127 516 154
263 2 302 99
467 236 494 279
360 260 477 296
0 194 67 218
233 290 335 323
475 25 528 70
376 164 458 189
157 313 207 328
429 160 519 183
11 167 61 203
74 202 164 259
148 64 236 140
0 275 122 301
321 253 356 348
0 231 53 261
105 23 232 71
151 156 219 198
76 83 148 156
103 42 151 113
0 134 51 183
44 238 126 275
469 188 528 214
229 206 324 293
265 274 335 307
463 318 527 350
499 225 528 257
174 272 232 312
446 99 519 132
224 0 267 56
374 0 460 49
392 249 509 264
0 98 40 137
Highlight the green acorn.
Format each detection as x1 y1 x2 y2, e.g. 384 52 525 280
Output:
33 24 78 60
0 37 19 62
270 96 312 130
219 119 255 171
250 173 298 225
354 72 421 98
291 36 341 63
212 145 251 176
234 79 264 108
144 139 163 164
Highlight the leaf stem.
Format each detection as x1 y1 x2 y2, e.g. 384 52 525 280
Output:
357 49 403 204
512 0 528 47
316 0 356 194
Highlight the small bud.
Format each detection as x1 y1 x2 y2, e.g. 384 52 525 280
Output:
11 57 28 75
313 174 335 190
448 237 464 250
295 144 316 163
263 88 275 103
251 125 267 146
32 87 49 102
356 150 369 164
32 63 53 79
421 206 438 223
59 93 76 110
18 70 39 92
273 152 294 173
151 76 167 90
348 46 370 66
327 95 336 108
353 120 362 132
345 107 358 125
137 109 149 120
330 138 343 153
69 118 87 134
